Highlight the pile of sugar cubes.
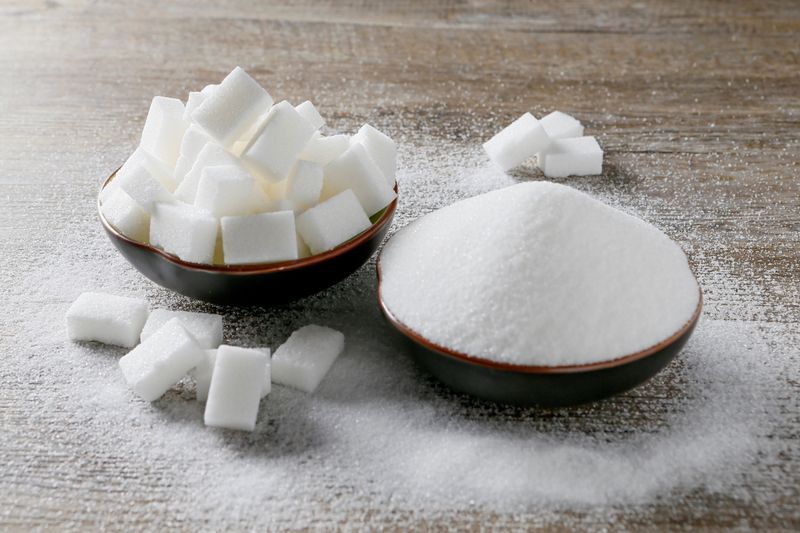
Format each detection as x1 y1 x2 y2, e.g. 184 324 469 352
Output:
100 67 397 265
483 111 603 177
66 292 344 431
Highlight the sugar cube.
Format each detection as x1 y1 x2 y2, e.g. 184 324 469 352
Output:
183 84 218 122
118 318 205 402
483 112 551 171
221 211 298 265
539 136 603 178
140 96 188 169
175 142 240 203
140 309 223 349
100 188 149 242
115 148 174 212
322 143 396 216
192 347 271 402
271 325 345 393
351 124 396 186
150 202 218 264
66 292 149 348
98 177 120 205
204 345 268 431
298 132 349 166
285 159 323 213
296 189 371 254
173 125 214 183
241 100 316 182
539 111 584 140
195 165 261 217
295 100 325 129
192 67 273 148
296 232 311 259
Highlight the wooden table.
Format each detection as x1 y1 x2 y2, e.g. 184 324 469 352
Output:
1 1 798 530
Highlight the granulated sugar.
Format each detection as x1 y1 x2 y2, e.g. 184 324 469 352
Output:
380 181 700 365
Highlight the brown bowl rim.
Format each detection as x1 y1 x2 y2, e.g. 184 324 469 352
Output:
376 256 703 375
98 168 398 275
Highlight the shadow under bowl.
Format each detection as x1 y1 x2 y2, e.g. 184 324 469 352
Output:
377 259 702 407
99 170 397 306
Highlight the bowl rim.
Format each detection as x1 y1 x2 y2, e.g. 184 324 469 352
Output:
376 256 703 375
98 168 398 275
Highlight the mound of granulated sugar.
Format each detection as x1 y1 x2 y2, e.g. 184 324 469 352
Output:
380 181 700 365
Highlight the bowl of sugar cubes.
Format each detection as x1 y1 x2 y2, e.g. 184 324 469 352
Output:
99 67 398 305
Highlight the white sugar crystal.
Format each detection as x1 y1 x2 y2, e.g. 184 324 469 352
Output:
295 100 325 129
192 67 273 148
285 159 323 213
118 318 205 402
175 142 240 203
241 100 316 182
271 325 345 393
173 125 214 183
100 188 149 242
66 292 149 348
322 143 396 216
140 309 223 349
221 211 298 265
195 165 260 217
150 202 218 264
115 147 174 212
351 123 396 186
193 347 271 403
296 189 371 255
483 112 551 171
140 96 188 169
539 110 584 139
299 132 350 165
204 345 268 431
539 136 603 178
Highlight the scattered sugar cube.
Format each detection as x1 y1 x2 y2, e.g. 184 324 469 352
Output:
150 202 218 264
539 136 603 178
193 347 271 402
192 67 273 148
351 124 396 186
173 125 214 183
298 132 350 165
118 318 205 402
285 159 323 213
241 100 316 182
116 148 174 212
204 345 268 431
296 189 371 254
539 111 584 139
140 309 223 349
221 211 298 265
100 188 149 242
271 325 345 393
295 100 325 129
175 142 240 203
322 143 396 216
140 96 188 169
483 112 551 171
195 165 260 217
66 292 149 348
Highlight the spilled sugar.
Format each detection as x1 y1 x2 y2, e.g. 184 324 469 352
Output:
2 136 798 529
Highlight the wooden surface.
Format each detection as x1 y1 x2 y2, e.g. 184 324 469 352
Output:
1 0 799 530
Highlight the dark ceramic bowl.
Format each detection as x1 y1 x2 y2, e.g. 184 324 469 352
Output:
377 258 702 407
99 170 397 305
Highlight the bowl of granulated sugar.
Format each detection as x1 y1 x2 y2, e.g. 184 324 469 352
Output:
377 181 701 406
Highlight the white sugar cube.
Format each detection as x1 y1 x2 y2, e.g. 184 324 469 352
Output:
204 345 268 431
297 233 311 258
221 211 298 265
140 96 188 169
140 309 223 349
322 143 396 216
173 125 214 183
192 67 273 148
241 100 316 182
540 111 584 139
351 124 396 186
299 132 350 166
483 112 551 171
175 142 240 203
296 189 371 254
271 325 345 393
119 318 205 402
195 165 261 217
66 292 149 348
193 347 271 402
539 136 603 178
285 159 323 213
98 177 120 205
295 100 325 129
100 188 149 242
116 148 174 212
183 84 217 122
266 198 295 213
150 202 218 264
